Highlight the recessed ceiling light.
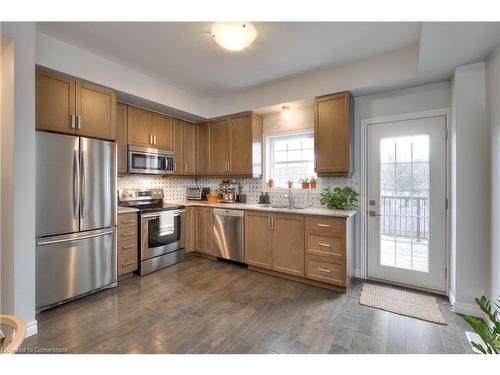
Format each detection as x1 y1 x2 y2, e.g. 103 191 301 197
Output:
211 22 257 52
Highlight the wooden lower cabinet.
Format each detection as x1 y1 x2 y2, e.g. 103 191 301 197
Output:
194 206 214 255
185 207 196 253
272 214 305 277
245 211 305 277
117 212 138 277
245 211 273 269
244 211 354 292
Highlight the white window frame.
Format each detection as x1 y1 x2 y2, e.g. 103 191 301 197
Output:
264 130 316 191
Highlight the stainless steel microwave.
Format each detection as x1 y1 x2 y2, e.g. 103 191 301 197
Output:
128 145 174 175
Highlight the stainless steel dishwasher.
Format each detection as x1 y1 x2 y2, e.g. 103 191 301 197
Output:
213 208 245 263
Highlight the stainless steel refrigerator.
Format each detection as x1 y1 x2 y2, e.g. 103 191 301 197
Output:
35 131 117 310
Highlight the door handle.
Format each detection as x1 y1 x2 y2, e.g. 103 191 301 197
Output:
73 150 80 220
76 115 82 130
121 260 136 267
369 211 382 217
37 230 113 246
80 150 86 219
317 223 330 228
121 244 135 250
317 267 331 273
154 135 157 145
70 114 76 129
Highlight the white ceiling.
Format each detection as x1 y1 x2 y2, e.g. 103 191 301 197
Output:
36 22 420 96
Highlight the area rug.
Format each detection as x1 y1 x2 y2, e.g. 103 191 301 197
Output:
359 283 447 325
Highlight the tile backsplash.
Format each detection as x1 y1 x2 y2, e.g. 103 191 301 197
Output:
117 175 359 207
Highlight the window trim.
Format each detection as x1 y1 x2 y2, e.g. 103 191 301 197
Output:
264 129 316 190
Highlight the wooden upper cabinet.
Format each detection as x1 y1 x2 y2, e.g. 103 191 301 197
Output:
245 211 273 270
314 92 353 176
229 115 253 175
196 122 210 175
36 69 116 140
75 81 116 141
184 122 197 175
172 118 185 175
151 112 173 150
127 106 152 147
36 69 76 135
116 103 128 174
209 119 231 175
202 112 263 177
272 214 305 277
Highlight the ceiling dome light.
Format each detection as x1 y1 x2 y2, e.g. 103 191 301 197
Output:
211 22 257 52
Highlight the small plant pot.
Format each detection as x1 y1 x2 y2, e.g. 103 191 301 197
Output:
268 181 274 189
287 182 294 189
310 181 317 189
302 182 310 189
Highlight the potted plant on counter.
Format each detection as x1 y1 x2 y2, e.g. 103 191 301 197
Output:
310 176 318 189
320 186 359 210
287 180 294 189
299 177 310 189
267 178 274 189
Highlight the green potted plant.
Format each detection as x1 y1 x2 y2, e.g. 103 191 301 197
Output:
310 176 318 189
299 177 310 189
287 180 294 189
320 186 359 210
464 296 500 354
267 178 274 189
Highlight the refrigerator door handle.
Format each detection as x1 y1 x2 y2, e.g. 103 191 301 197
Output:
37 229 114 246
80 150 86 219
73 150 80 220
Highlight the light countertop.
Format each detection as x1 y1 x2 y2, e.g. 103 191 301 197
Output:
169 201 357 218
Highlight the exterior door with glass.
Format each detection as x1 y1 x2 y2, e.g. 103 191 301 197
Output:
367 115 447 292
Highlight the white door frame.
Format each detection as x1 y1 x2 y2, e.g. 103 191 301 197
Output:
360 108 451 295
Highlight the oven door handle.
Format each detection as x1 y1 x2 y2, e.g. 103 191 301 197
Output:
141 210 185 219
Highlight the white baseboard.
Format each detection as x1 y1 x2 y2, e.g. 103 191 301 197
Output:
26 319 38 337
453 302 483 317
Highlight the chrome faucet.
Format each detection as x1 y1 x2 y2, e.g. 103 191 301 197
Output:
285 189 295 209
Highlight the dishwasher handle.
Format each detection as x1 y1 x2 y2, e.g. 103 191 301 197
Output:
213 208 245 218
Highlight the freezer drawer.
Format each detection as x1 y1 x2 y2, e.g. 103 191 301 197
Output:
36 228 117 310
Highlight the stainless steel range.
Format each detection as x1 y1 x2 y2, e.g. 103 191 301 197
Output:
119 189 185 275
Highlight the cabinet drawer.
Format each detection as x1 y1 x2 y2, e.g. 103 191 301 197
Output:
305 216 345 236
306 234 344 259
118 239 137 253
305 255 345 286
118 226 137 241
118 213 137 228
118 248 137 276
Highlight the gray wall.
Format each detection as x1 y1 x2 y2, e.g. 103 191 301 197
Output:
2 22 36 330
451 62 490 314
487 46 500 303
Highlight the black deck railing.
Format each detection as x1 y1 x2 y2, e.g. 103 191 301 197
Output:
380 195 428 241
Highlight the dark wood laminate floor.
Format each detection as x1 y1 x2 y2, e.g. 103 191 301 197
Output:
23 256 474 354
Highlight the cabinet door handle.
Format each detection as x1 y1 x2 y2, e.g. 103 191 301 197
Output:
185 163 188 173
318 267 331 273
121 244 135 250
121 260 135 267
317 223 331 228
70 114 76 129
121 232 135 238
154 135 157 145
267 217 272 230
121 219 135 224
76 115 82 129
317 243 331 248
